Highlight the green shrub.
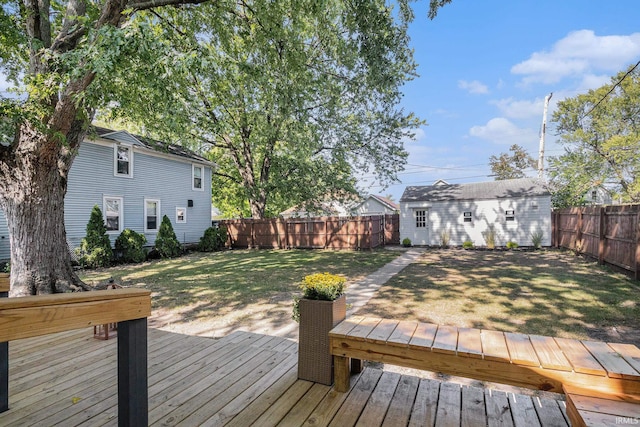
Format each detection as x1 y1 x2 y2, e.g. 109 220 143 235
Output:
76 205 113 268
402 237 412 247
440 229 451 248
2 261 9 273
292 272 346 322
462 240 474 249
155 215 182 258
530 230 544 249
482 225 497 249
199 226 227 252
506 241 518 249
115 229 147 263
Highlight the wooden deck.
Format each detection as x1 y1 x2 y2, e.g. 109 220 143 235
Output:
0 328 571 426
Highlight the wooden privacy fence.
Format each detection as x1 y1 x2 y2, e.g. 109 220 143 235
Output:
221 214 400 250
552 204 640 279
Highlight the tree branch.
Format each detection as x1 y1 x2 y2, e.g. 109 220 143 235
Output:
128 0 210 12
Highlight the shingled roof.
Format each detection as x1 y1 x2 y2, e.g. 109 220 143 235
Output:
92 126 213 165
400 178 550 202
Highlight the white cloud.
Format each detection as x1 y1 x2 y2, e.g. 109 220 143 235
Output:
491 97 544 119
402 127 426 145
512 30 640 85
458 79 489 94
469 117 538 146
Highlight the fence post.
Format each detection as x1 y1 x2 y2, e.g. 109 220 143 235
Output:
552 211 557 247
576 208 583 252
598 207 606 265
324 218 328 249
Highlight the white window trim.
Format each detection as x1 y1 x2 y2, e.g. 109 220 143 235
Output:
114 144 134 178
144 199 161 233
176 207 187 224
103 196 124 234
192 164 204 191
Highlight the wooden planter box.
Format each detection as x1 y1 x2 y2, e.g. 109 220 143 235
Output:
297 294 346 385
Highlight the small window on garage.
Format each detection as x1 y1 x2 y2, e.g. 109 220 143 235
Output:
531 202 538 211
415 210 426 228
505 210 515 221
463 211 472 223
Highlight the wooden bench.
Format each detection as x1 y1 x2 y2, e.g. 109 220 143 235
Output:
329 316 640 426
0 287 151 427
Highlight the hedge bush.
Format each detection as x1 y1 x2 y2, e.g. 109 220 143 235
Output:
76 205 113 268
199 226 227 252
155 215 181 258
115 229 147 263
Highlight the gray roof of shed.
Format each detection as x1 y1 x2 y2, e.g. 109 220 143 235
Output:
400 178 550 202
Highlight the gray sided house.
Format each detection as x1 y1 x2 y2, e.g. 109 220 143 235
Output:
0 127 213 261
399 178 552 247
353 195 399 216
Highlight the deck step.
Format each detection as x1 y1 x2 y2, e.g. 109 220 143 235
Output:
564 385 640 427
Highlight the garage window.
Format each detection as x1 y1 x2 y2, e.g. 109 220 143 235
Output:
416 210 426 228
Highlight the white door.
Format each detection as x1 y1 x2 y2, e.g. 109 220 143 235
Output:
412 209 429 245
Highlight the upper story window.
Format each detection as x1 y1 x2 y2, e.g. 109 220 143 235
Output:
145 199 160 232
114 145 133 177
415 210 426 228
591 190 598 201
104 196 123 233
463 211 472 223
192 164 203 191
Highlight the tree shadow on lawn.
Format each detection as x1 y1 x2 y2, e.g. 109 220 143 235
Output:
358 249 640 345
80 249 401 337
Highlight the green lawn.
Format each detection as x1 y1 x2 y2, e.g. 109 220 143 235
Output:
80 249 402 331
358 249 640 343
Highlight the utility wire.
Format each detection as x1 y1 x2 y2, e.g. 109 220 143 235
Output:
581 59 640 119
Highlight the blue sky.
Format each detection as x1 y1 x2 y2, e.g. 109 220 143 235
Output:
361 0 640 202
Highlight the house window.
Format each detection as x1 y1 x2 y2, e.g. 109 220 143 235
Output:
103 196 123 233
145 199 161 232
192 165 203 191
591 190 597 201
415 210 426 228
114 145 132 177
531 202 539 211
505 210 515 222
463 212 472 223
176 207 186 224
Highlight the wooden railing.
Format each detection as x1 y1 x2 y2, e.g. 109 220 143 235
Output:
0 283 151 427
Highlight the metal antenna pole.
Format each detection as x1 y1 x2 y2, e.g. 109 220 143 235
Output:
538 93 553 179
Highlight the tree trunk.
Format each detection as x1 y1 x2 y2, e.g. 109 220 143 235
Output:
0 123 90 296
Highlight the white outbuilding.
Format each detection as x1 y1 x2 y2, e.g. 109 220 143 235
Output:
399 178 552 247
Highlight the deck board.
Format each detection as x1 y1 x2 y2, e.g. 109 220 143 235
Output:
461 385 486 427
409 378 440 427
484 389 514 427
355 371 400 427
0 327 572 426
381 375 420 427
